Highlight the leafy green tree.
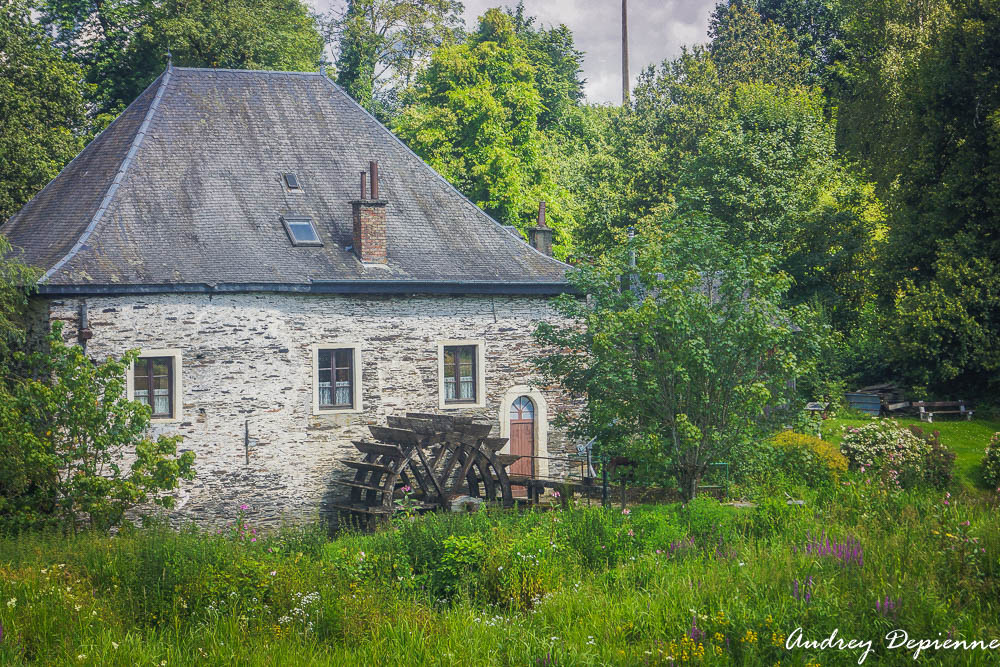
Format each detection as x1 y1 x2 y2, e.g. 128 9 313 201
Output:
393 9 574 254
571 48 724 254
882 0 1000 395
0 324 195 533
0 237 40 368
40 0 324 115
890 241 1000 395
672 82 884 327
506 2 585 131
709 2 811 87
326 0 464 116
535 223 820 499
0 1 89 225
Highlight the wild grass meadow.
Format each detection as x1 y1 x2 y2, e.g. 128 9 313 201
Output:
1 471 998 666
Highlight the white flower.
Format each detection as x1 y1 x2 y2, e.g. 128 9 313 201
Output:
77 655 86 661
112 642 119 650
74 604 82 611
6 598 15 609
550 636 559 641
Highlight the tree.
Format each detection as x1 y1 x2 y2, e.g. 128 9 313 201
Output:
39 0 324 115
506 2 585 131
709 2 812 88
325 0 464 116
393 9 575 254
571 47 724 254
0 1 89 225
0 324 196 533
883 0 1000 395
535 223 820 500
672 81 884 328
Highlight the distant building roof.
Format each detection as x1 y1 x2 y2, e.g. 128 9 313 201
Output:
1 67 570 296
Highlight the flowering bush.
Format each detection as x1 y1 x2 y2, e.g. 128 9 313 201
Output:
983 433 1000 489
907 425 956 489
839 419 928 488
769 431 848 486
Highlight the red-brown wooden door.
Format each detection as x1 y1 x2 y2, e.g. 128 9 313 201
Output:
509 396 535 497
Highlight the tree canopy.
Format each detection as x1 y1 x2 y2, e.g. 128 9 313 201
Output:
393 9 576 255
39 0 324 115
0 1 89 225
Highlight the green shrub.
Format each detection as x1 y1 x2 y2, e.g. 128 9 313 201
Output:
769 431 848 487
682 496 735 541
840 419 929 488
983 433 1000 489
907 425 956 489
431 534 484 599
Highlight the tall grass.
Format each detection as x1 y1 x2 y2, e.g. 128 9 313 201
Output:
1 482 998 666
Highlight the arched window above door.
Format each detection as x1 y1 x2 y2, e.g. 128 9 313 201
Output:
510 396 534 420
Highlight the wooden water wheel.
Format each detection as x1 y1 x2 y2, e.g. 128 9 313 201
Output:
331 413 522 519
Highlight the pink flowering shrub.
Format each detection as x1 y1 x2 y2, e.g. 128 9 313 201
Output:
982 433 1000 489
840 419 929 488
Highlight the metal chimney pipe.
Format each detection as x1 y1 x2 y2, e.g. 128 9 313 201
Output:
369 161 379 199
537 201 546 228
360 171 367 200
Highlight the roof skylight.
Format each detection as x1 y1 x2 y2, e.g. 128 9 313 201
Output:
284 173 301 190
281 215 322 246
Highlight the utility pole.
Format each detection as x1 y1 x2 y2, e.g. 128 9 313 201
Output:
622 0 630 106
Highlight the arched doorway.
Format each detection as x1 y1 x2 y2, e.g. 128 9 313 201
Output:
509 396 535 497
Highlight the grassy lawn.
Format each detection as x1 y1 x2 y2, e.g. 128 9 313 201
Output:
821 415 1000 489
1 485 999 666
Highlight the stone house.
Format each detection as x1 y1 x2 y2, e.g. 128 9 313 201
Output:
1 66 578 528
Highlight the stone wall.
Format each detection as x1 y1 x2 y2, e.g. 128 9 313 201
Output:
42 292 580 529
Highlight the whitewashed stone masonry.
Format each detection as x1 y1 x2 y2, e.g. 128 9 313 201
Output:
43 293 580 528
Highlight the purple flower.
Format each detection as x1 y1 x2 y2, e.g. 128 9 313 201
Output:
239 504 249 511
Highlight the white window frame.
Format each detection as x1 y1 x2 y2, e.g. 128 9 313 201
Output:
437 339 486 409
311 343 363 415
126 348 183 424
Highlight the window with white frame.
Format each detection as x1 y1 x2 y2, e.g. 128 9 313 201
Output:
127 349 183 422
312 343 362 414
437 340 485 409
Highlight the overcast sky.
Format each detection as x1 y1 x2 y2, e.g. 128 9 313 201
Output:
311 0 715 104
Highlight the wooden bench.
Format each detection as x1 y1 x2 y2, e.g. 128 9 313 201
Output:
913 401 973 423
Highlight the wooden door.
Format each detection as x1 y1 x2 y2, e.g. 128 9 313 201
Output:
509 396 535 497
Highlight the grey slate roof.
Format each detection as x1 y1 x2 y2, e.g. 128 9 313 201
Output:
1 67 570 294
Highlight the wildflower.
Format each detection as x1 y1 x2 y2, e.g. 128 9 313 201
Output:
77 655 86 661
401 485 412 493
239 504 249 510
75 604 82 611
112 642 119 649
270 571 277 576
6 598 15 609
622 508 631 515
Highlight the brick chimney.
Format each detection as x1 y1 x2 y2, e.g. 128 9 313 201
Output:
528 201 553 257
351 160 387 264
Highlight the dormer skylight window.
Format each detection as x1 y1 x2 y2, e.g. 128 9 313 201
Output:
284 173 301 190
281 215 322 246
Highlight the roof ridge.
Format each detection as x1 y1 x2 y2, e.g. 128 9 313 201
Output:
41 69 174 283
172 66 322 76
317 75 572 271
